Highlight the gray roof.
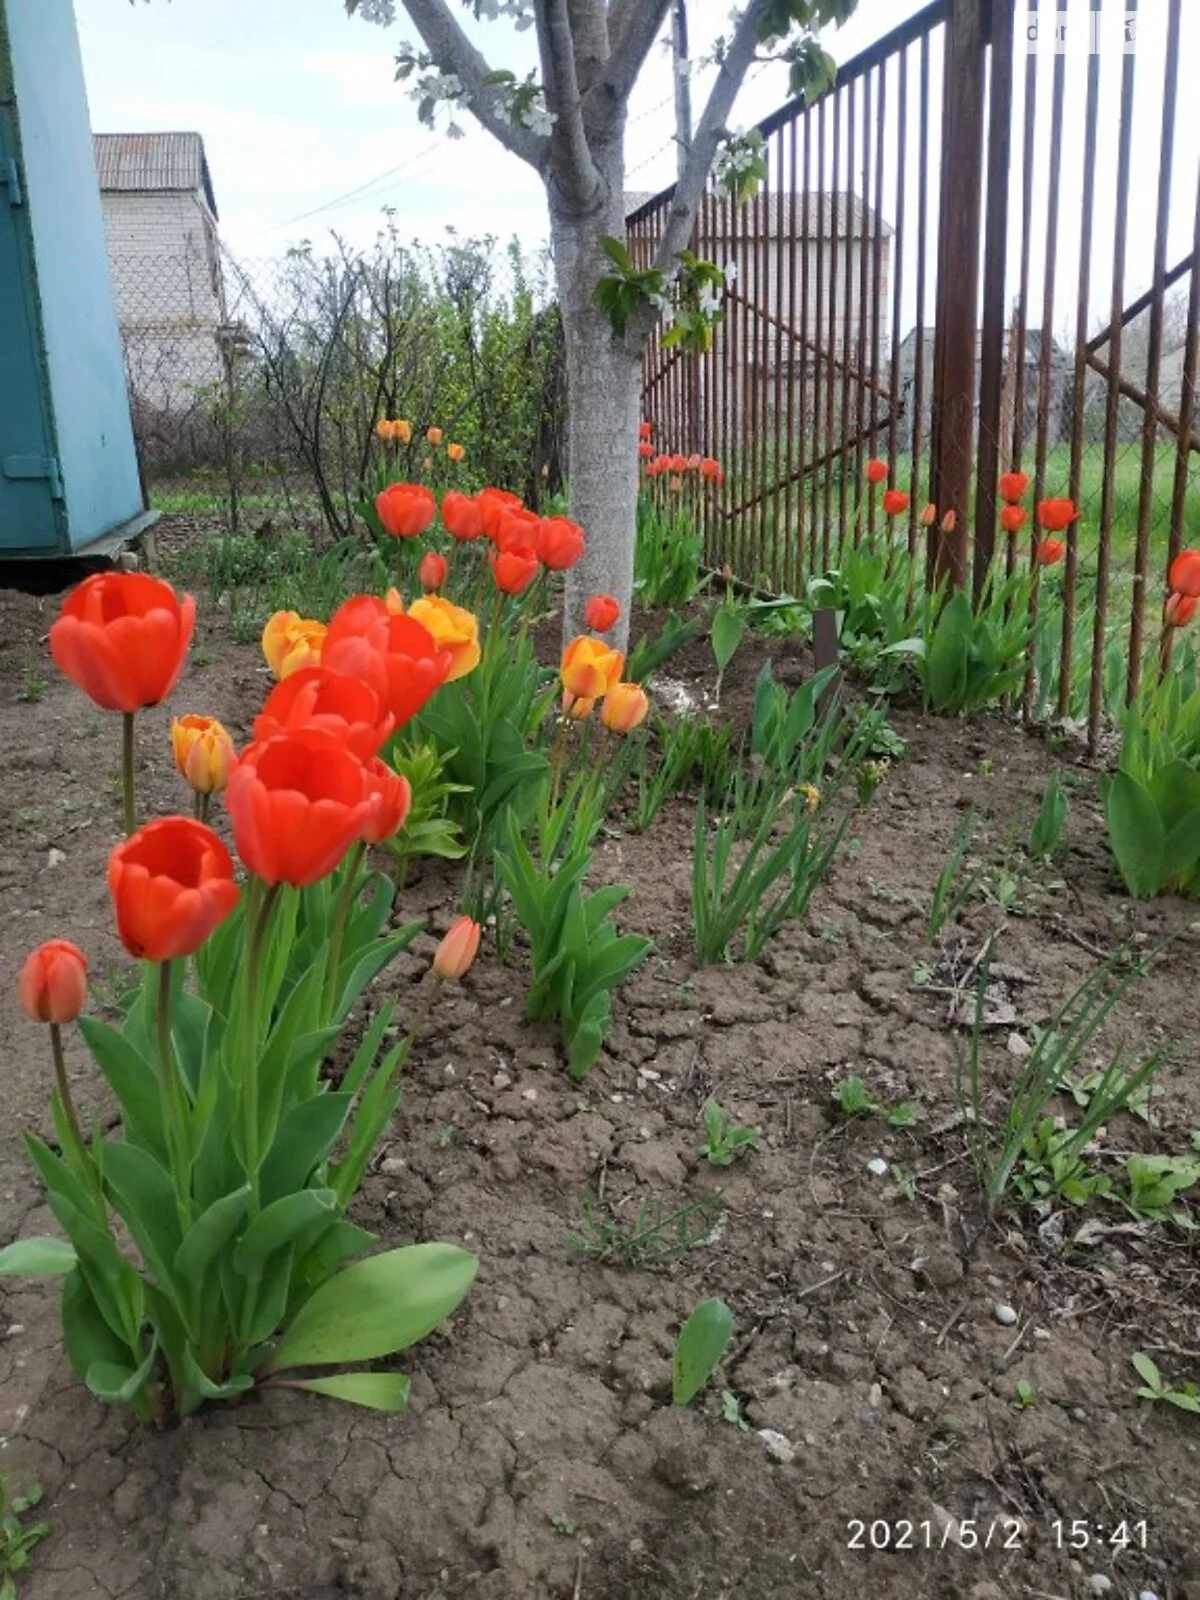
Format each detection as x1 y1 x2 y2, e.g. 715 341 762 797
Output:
707 191 893 241
94 132 218 220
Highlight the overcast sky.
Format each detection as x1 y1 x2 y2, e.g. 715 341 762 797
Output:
76 0 1197 342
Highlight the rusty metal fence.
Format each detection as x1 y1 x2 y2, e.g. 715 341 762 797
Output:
630 0 1200 747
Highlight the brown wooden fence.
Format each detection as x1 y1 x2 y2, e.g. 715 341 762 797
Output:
630 0 1200 749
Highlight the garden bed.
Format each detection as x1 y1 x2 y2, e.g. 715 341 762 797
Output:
2 546 1199 1600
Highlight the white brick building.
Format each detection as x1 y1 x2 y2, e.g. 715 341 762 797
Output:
94 132 227 415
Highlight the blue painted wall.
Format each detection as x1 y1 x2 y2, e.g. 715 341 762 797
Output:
4 0 143 551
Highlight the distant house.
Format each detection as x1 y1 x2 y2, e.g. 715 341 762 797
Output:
895 325 1070 455
94 132 228 418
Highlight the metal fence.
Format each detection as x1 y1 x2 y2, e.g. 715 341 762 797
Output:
631 0 1200 747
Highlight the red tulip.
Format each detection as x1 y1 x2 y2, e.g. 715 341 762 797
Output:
667 454 688 473
19 940 88 1024
1167 548 1200 599
1035 538 1066 566
537 516 586 571
489 546 540 595
323 597 451 729
700 457 724 483
1165 591 1198 629
49 571 195 713
1000 504 1028 534
638 442 654 460
253 666 394 760
419 551 448 592
478 488 525 542
361 758 412 845
226 729 377 887
638 420 653 442
882 489 910 517
433 916 481 980
584 594 620 633
108 817 239 961
493 506 542 553
1037 498 1079 533
441 491 483 542
865 458 888 485
376 482 437 539
998 471 1030 503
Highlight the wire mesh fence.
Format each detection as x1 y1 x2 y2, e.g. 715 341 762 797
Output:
632 0 1200 747
114 231 566 541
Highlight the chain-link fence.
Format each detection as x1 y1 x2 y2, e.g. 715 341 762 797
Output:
113 230 566 541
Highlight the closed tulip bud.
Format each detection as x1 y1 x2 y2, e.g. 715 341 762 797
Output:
385 586 405 615
998 471 1030 503
1000 504 1028 534
940 509 958 534
446 442 466 463
375 419 394 442
171 714 235 795
1036 498 1079 533
433 916 481 981
418 551 448 592
584 594 620 633
426 427 444 446
600 682 649 734
18 939 88 1024
881 489 910 517
561 635 624 701
1167 548 1200 599
376 482 436 539
865 458 888 485
562 691 595 720
1035 537 1066 566
1165 591 1197 628
393 419 413 444
919 503 937 527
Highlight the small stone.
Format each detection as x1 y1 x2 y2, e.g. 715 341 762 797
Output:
994 1303 1018 1326
756 1428 796 1465
4 1324 24 1338
1085 1577 1113 1596
638 1068 661 1081
1006 1032 1031 1058
866 1157 889 1177
1140 1591 1161 1600
1071 1407 1088 1423
46 847 66 868
380 1156 406 1176
1033 1326 1052 1341
492 1070 512 1089
521 1088 538 1102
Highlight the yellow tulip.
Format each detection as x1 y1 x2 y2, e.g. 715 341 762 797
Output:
171 714 235 795
407 595 481 682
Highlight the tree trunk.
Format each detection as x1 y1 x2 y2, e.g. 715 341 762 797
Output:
548 156 642 656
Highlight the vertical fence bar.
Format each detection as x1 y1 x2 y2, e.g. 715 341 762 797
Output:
913 29 932 559
791 113 807 592
755 156 771 585
824 97 841 563
839 80 857 551
720 193 733 571
868 62 887 539
729 192 743 576
815 98 830 565
1060 0 1103 717
889 47 907 518
929 0 988 585
750 168 766 582
857 69 874 541
1024 31 1066 720
1163 175 1200 677
975 0 1015 602
773 130 788 590
1088 0 1139 751
1007 0 1038 576
1126 0 1181 704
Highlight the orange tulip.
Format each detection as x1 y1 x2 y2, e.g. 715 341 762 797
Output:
392 419 414 444
323 597 451 728
262 611 326 680
1000 504 1028 534
361 758 412 845
941 509 958 534
700 457 724 483
446 442 466 463
49 572 195 714
1168 549 1200 599
561 635 624 701
1165 591 1197 628
253 666 394 760
638 441 654 460
376 482 437 539
226 730 377 887
638 420 653 441
418 551 448 592
562 691 595 720
600 682 649 734
385 587 405 615
19 940 88 1025
426 427 444 446
171 714 235 796
919 503 938 527
375 419 394 442
881 489 910 517
478 487 525 541
489 546 540 595
108 817 239 961
1037 498 1079 533
407 595 481 681
998 471 1029 503
440 491 482 542
1035 538 1065 566
584 594 620 633
537 516 586 571
433 916 481 981
865 458 888 485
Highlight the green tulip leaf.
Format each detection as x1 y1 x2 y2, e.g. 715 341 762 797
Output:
1105 769 1167 897
672 1297 734 1407
265 1243 477 1372
276 1371 411 1412
0 1237 76 1277
233 1189 339 1275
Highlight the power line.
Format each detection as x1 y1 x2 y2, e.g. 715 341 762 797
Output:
264 137 449 232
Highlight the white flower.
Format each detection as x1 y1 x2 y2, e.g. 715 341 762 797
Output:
723 261 738 287
356 0 396 22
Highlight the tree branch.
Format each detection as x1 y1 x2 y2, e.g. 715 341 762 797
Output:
650 1 766 274
534 0 604 208
594 0 671 114
400 0 550 168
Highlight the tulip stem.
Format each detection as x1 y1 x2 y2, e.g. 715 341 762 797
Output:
242 881 282 1216
49 1023 87 1169
156 962 193 1226
122 713 136 837
194 791 210 824
323 843 367 1022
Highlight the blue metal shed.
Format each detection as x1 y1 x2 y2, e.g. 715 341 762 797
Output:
0 0 151 558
